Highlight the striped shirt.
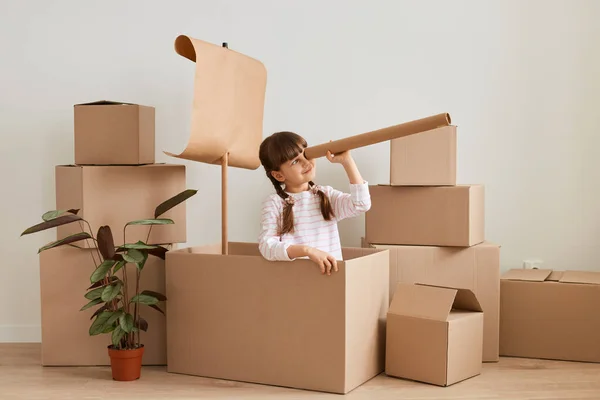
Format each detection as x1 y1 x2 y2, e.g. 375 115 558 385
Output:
258 182 371 261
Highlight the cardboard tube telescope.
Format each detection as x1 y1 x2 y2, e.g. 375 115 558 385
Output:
303 113 451 159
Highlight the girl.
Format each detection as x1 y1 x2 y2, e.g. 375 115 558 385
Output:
258 131 371 275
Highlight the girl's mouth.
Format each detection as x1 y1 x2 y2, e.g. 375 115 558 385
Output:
303 166 313 174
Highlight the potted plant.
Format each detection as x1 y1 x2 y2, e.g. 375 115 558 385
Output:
21 189 197 381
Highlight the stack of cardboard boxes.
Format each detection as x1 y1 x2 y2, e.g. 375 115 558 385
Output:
39 100 188 366
363 124 501 386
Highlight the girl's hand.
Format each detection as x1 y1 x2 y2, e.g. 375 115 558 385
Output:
326 150 352 166
306 247 338 275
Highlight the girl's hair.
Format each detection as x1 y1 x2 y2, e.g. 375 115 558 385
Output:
259 131 335 235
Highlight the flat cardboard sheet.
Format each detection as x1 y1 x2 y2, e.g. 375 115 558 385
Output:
304 113 451 159
164 35 267 170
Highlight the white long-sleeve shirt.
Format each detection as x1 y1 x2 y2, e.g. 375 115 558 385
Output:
258 182 371 261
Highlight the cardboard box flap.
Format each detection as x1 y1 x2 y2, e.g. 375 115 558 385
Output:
501 269 553 282
559 271 600 285
75 100 137 106
546 271 564 281
389 283 457 321
452 287 483 312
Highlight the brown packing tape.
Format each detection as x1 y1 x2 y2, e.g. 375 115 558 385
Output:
164 35 267 170
304 113 451 159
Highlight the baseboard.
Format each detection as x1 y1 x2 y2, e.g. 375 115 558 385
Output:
0 325 41 342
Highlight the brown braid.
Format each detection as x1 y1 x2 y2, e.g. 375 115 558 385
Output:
269 174 296 235
309 181 335 221
259 131 335 236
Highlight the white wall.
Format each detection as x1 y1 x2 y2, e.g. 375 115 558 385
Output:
1 0 599 342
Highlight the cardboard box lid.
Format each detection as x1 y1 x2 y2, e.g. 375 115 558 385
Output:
501 269 600 285
388 283 482 321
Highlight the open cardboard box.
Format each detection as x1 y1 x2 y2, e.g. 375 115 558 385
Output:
74 100 155 165
500 269 600 363
386 283 484 387
165 242 390 394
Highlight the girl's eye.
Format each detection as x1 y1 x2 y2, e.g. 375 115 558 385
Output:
291 160 298 165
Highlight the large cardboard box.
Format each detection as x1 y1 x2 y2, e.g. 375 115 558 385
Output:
366 184 484 247
386 283 483 387
165 242 389 394
500 269 600 363
74 101 155 165
390 125 456 186
39 245 167 366
55 164 187 248
366 241 500 362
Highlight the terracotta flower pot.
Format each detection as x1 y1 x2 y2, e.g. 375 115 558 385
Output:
107 345 145 381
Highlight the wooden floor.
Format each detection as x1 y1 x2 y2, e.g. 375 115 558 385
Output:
2 344 600 399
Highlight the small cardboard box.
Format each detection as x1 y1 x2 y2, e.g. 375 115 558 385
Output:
39 245 167 366
500 269 600 363
165 242 389 394
390 125 456 186
386 283 484 387
55 164 187 248
74 100 155 165
366 184 484 247
365 240 500 362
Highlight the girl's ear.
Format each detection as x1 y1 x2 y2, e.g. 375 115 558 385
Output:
271 170 285 183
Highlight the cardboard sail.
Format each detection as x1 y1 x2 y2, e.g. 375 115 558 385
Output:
164 35 267 170
304 113 451 159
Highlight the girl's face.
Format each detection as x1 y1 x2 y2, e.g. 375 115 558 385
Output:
271 150 316 188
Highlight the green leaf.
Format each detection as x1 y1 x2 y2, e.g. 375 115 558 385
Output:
106 310 124 326
89 311 113 336
116 241 159 251
123 249 144 263
130 294 159 305
41 209 79 221
140 290 167 301
136 316 149 332
97 226 115 260
90 304 110 319
80 298 103 311
22 214 83 236
147 245 169 260
112 325 125 347
154 189 198 218
119 313 134 333
148 304 165 315
101 281 123 302
37 232 92 253
102 323 116 334
87 276 119 290
90 259 116 284
125 218 174 226
113 260 125 274
136 251 149 271
84 287 105 301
